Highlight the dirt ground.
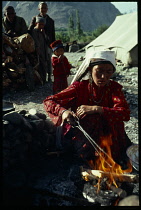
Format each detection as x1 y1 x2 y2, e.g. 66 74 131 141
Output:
3 52 85 115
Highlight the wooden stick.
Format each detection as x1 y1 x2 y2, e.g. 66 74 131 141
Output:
81 167 139 183
81 170 127 198
106 181 127 198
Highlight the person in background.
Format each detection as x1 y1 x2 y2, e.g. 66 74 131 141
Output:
28 2 55 82
43 50 132 169
50 40 72 94
2 6 28 37
69 40 80 52
31 17 50 84
65 42 70 52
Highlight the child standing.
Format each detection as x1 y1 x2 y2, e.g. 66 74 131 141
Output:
31 17 50 84
50 40 72 94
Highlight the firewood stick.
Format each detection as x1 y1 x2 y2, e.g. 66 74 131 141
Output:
81 171 127 199
81 167 139 183
82 173 99 181
91 170 139 183
106 181 127 198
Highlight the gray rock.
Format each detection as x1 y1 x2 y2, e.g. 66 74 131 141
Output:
3 111 25 125
118 195 139 206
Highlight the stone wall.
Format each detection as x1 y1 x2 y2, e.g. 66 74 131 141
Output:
3 110 57 171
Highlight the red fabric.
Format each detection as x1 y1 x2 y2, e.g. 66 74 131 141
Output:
50 40 62 49
51 55 71 93
53 76 68 94
43 80 131 161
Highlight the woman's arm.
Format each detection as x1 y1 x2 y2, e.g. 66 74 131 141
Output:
43 83 77 126
76 83 130 122
76 105 103 118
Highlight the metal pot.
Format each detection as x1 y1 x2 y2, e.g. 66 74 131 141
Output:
126 144 139 171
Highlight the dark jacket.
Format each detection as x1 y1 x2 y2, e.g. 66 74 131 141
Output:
32 28 49 61
2 16 28 37
28 14 55 46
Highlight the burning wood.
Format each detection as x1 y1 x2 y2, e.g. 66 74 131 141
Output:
80 167 139 183
105 181 127 198
80 134 138 192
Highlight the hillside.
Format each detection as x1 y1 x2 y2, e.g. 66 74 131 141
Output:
2 1 121 31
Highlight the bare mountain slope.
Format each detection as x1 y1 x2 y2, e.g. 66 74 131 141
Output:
2 1 121 31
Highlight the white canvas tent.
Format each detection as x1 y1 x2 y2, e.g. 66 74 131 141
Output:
85 12 138 66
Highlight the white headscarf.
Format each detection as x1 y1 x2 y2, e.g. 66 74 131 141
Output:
71 49 116 84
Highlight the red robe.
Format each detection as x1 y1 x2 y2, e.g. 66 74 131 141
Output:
43 80 131 162
51 55 71 93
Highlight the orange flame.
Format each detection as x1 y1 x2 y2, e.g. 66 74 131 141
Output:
88 134 132 187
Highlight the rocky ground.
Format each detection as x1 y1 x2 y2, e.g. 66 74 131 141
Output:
3 52 138 145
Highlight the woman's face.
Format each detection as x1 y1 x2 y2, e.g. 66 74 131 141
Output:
91 63 114 87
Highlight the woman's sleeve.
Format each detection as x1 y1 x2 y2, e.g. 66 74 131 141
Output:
43 83 78 126
103 86 130 122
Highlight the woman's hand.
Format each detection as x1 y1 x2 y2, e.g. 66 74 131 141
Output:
62 110 77 126
76 105 103 118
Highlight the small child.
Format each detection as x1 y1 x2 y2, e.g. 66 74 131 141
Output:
31 17 50 84
50 40 72 94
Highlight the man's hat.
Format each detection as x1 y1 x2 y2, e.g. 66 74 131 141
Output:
50 40 64 52
36 16 46 24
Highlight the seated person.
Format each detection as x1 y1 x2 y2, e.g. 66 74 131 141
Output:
43 50 132 170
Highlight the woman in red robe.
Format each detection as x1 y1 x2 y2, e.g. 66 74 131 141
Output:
43 50 132 168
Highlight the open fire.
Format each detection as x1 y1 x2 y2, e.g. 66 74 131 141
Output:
80 135 139 205
3 109 139 206
82 134 133 188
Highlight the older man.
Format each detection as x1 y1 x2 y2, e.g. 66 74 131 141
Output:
2 6 28 37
